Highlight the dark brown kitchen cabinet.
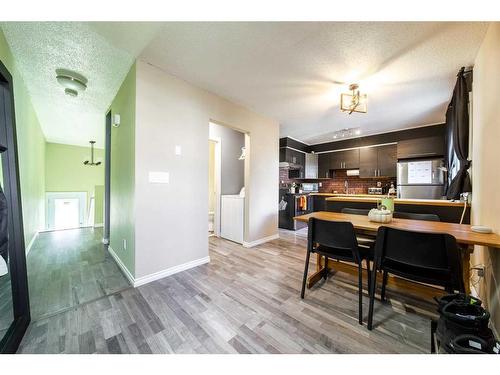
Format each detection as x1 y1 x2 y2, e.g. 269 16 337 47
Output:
318 153 332 178
359 146 378 178
326 149 360 170
377 144 397 177
359 144 397 178
338 149 359 169
397 136 445 159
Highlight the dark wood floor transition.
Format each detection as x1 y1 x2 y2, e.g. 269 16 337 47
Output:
18 228 437 353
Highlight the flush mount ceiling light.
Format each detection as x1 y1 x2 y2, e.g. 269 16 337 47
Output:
83 141 101 166
332 127 361 140
56 68 88 97
340 83 367 114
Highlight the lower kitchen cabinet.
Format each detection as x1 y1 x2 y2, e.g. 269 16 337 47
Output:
312 195 327 212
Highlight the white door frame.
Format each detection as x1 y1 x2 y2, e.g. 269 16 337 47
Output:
209 136 222 237
45 192 87 231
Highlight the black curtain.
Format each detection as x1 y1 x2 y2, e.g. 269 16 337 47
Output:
446 67 472 200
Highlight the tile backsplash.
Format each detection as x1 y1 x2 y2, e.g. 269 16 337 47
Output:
279 169 395 194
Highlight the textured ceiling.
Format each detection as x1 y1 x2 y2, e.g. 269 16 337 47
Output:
140 22 488 144
1 22 160 148
0 22 489 147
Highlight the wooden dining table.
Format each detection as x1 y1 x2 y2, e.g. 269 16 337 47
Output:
294 211 500 294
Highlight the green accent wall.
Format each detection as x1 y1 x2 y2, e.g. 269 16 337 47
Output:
0 28 46 250
108 63 136 277
45 142 104 227
94 185 104 225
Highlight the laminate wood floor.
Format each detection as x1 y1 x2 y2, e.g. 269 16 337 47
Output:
0 273 13 338
18 228 438 353
26 227 130 320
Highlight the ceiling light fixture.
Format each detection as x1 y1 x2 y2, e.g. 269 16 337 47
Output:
340 83 367 114
56 68 88 97
332 127 361 140
83 141 101 166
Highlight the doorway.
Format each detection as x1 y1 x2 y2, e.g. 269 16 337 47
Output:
46 192 87 231
208 121 247 244
0 60 30 353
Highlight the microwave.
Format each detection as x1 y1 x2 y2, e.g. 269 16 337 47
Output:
302 183 319 193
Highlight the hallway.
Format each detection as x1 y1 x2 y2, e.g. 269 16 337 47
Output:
27 227 129 320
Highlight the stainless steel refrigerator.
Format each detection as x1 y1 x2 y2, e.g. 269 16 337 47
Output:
397 158 446 199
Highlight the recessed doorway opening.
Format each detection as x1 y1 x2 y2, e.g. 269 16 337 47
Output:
208 121 248 245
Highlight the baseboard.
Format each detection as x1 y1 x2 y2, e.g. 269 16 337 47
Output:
133 256 211 287
107 246 134 286
25 231 39 255
243 233 279 248
93 223 104 228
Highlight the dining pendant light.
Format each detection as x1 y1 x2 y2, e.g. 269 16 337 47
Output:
83 141 101 166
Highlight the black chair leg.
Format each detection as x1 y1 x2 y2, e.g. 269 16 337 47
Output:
380 270 388 302
323 257 329 280
358 261 363 325
301 250 311 299
365 258 371 292
367 262 378 330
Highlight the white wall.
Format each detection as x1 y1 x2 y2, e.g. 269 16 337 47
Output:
471 22 500 332
134 60 279 279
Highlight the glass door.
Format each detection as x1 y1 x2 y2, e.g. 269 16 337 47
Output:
0 61 30 353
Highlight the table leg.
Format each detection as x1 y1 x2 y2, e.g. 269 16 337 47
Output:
307 254 334 288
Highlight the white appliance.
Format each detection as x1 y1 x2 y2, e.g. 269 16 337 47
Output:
397 158 446 199
221 195 244 244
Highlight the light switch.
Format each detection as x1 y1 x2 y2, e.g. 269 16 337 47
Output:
175 145 182 155
148 171 170 184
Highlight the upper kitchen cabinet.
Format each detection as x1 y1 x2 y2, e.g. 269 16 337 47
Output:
359 146 378 178
377 144 397 177
318 153 332 178
330 149 360 169
359 144 397 178
280 147 305 167
397 136 445 160
280 147 306 178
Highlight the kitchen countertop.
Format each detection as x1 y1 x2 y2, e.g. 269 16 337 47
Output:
324 195 469 207
310 193 385 198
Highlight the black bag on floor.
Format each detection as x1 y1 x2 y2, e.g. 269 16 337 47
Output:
435 294 496 353
449 334 499 354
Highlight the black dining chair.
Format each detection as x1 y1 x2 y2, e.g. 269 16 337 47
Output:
367 226 465 330
301 218 372 325
341 208 375 247
379 212 441 301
